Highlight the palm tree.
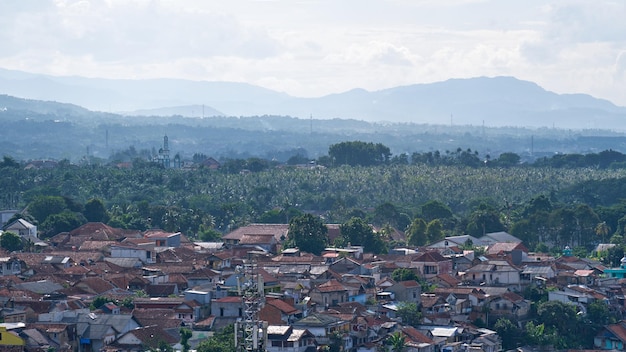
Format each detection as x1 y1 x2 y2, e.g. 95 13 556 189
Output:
595 221 610 243
387 331 406 352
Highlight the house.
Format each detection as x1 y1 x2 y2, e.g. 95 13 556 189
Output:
548 285 602 311
420 325 464 345
206 252 233 270
175 300 202 324
467 328 502 352
1 307 27 323
222 224 289 246
131 308 182 332
428 273 460 288
292 313 351 350
462 260 521 287
420 294 450 316
309 279 349 308
0 325 26 349
109 324 179 352
478 232 522 245
0 210 19 227
266 325 316 352
0 257 23 276
411 251 453 279
520 265 556 284
185 267 220 288
604 256 626 279
386 280 422 305
400 326 436 352
261 298 302 325
133 297 184 310
144 229 181 247
2 218 37 238
595 320 626 350
110 243 156 264
428 235 483 249
328 257 363 275
75 312 141 352
50 222 132 251
198 157 221 170
211 296 243 318
487 291 530 320
485 242 528 256
27 323 77 351
239 233 279 253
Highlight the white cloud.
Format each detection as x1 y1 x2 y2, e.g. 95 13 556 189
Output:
0 0 624 106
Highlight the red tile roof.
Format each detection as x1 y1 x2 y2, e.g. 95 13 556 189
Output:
402 326 434 344
399 280 420 288
316 279 347 293
222 224 289 242
214 296 242 303
607 322 626 343
266 298 300 315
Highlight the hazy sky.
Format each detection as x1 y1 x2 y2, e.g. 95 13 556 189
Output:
1 0 625 105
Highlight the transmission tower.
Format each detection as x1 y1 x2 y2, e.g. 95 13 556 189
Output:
235 251 267 352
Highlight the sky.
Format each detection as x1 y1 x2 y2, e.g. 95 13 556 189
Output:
1 0 625 106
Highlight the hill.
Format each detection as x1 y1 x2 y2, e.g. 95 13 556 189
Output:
1 68 625 129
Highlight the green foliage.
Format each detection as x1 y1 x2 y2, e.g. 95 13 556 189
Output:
406 218 428 246
28 195 68 223
387 331 407 352
532 300 588 348
411 148 481 167
494 317 522 350
420 200 453 221
1 155 20 168
522 285 547 303
391 268 419 282
425 219 444 243
40 210 87 238
0 231 24 252
196 325 235 352
465 203 505 237
287 153 310 165
258 207 302 224
84 198 109 223
396 302 422 327
602 245 624 267
340 217 387 254
586 300 615 327
328 140 391 166
6 149 626 251
180 328 192 352
288 213 329 255
90 296 113 311
524 321 555 347
198 227 222 242
494 152 521 167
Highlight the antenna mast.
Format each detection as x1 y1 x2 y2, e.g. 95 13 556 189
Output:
235 251 267 352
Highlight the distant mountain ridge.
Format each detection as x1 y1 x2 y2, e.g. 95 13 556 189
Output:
1 67 625 130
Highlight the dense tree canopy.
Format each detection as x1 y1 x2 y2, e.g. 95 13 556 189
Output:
287 213 329 255
340 217 387 254
328 141 391 166
0 231 23 252
196 325 235 352
2 145 626 250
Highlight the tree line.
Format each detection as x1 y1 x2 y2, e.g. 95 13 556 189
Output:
4 142 626 259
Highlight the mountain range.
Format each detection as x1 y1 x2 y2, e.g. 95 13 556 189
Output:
1 67 626 130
